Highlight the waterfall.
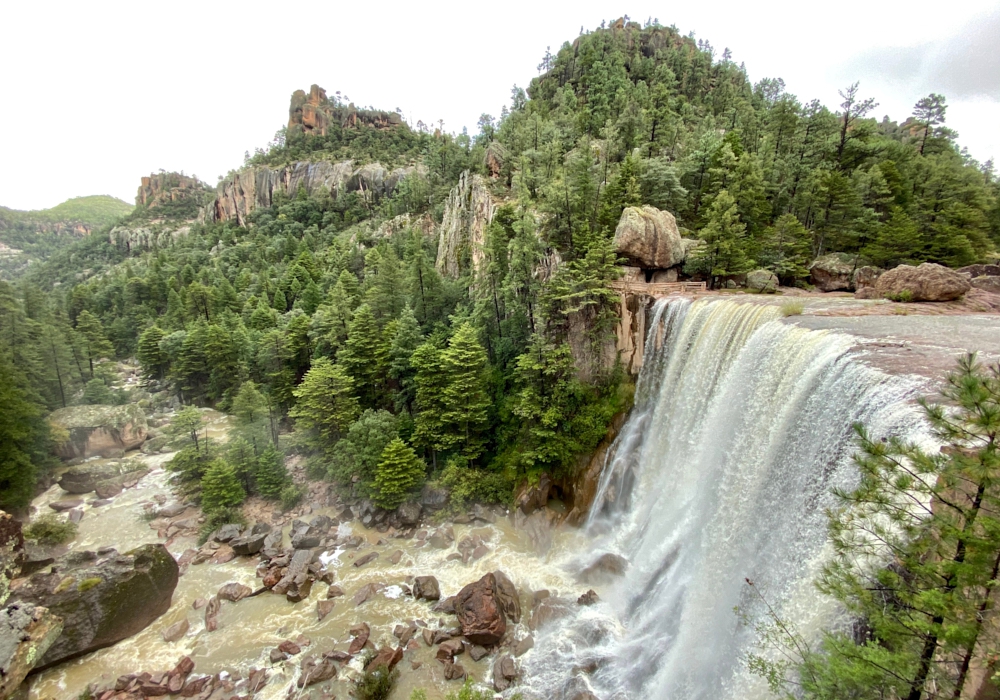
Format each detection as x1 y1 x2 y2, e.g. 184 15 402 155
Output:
522 298 929 700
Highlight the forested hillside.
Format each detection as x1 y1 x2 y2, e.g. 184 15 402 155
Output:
1 17 997 515
0 195 133 278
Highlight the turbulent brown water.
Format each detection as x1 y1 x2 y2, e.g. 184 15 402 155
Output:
26 412 587 700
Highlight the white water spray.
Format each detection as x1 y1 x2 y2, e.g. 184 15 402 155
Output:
523 298 928 700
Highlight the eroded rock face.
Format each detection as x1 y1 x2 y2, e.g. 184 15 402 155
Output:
206 160 421 227
11 544 179 669
436 171 496 278
874 263 972 301
454 573 506 646
613 206 684 269
288 84 403 138
49 404 147 461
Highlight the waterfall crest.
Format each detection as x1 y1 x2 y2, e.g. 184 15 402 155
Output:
524 298 928 700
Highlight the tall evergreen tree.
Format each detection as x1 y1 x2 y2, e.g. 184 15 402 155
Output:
373 438 426 510
439 324 490 462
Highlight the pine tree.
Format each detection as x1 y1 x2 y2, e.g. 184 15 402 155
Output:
373 438 426 510
253 445 288 499
200 460 245 514
411 342 448 460
290 358 359 451
326 409 399 495
172 406 204 453
389 306 423 413
756 355 1000 700
685 190 752 288
439 324 490 462
231 381 270 451
759 213 812 283
0 354 51 510
137 326 168 381
339 304 389 408
272 287 288 312
74 310 114 378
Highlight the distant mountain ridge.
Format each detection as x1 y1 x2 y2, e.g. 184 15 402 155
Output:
0 195 133 277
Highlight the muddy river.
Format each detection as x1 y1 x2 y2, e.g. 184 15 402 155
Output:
26 411 585 700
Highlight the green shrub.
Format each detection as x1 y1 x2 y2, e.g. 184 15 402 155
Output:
445 680 498 700
199 461 246 514
441 458 516 508
888 289 914 303
280 484 304 511
354 664 398 700
24 514 77 545
780 300 805 317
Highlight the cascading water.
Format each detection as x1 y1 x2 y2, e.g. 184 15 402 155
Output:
523 298 930 700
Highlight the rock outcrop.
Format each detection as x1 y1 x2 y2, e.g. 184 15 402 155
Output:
435 171 496 278
809 253 859 292
108 224 191 252
11 544 179 669
612 206 685 269
205 160 421 227
874 263 972 302
49 404 147 461
288 85 403 138
58 459 149 496
0 512 62 698
136 173 212 210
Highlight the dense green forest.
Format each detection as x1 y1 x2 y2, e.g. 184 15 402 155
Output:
1 18 998 516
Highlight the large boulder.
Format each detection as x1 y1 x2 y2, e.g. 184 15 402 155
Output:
58 459 149 495
613 206 684 269
454 573 507 646
11 544 178 669
874 263 971 302
957 264 1000 278
49 404 147 460
745 269 778 294
852 265 882 290
971 276 1000 294
809 253 858 292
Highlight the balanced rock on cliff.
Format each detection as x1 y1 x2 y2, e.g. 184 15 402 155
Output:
613 205 685 269
874 263 971 301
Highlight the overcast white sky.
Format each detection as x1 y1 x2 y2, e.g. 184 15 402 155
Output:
2 0 998 211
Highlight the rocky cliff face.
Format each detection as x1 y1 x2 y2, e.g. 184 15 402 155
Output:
206 160 422 227
435 171 496 278
288 85 402 137
136 173 212 210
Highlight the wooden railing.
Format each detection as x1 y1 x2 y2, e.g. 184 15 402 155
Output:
610 280 708 296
